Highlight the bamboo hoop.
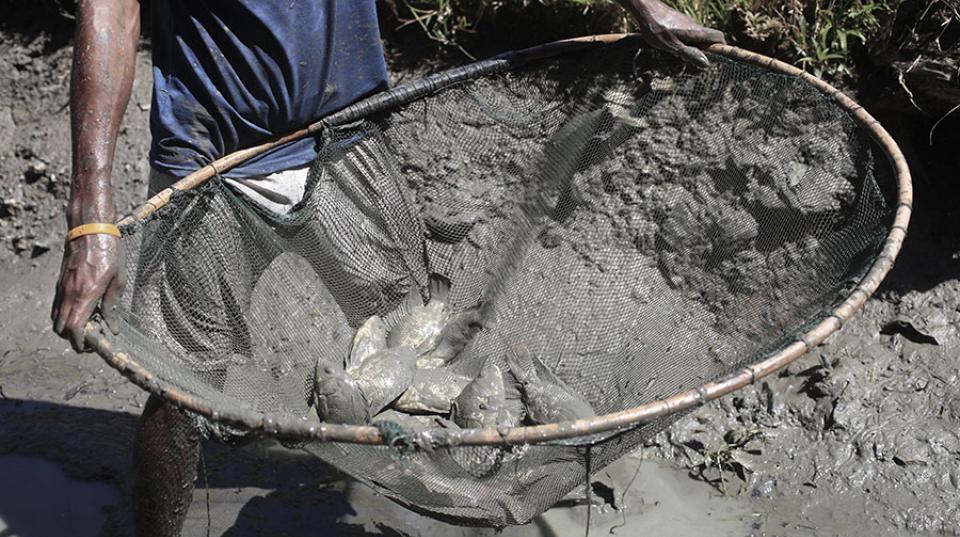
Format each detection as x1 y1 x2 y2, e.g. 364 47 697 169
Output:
88 34 912 447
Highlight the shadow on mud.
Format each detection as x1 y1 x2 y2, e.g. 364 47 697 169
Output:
865 104 960 294
0 398 395 536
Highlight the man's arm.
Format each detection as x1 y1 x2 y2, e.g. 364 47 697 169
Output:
52 0 140 352
616 0 726 66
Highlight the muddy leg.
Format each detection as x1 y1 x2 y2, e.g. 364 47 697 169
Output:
132 395 201 537
297 132 428 325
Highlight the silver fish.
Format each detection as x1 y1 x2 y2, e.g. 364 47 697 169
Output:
387 274 451 352
452 361 515 429
393 367 472 415
314 364 370 425
347 314 388 370
351 346 418 414
505 343 595 424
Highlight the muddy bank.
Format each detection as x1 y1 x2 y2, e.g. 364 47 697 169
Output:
647 282 960 536
1 7 959 537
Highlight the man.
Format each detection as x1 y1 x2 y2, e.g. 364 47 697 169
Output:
51 1 723 535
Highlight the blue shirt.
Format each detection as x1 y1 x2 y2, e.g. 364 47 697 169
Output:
149 1 389 178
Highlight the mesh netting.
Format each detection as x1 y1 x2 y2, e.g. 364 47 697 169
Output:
106 39 896 526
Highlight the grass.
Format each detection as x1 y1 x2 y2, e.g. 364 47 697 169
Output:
389 0 903 83
390 0 620 44
664 0 742 28
663 0 893 79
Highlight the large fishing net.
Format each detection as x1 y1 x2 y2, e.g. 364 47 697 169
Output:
102 37 899 526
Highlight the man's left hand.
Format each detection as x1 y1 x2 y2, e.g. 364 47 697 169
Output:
617 0 726 67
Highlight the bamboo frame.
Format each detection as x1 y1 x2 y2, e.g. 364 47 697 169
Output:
88 34 912 447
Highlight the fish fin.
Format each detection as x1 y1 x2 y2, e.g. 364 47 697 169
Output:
413 338 436 357
505 343 536 386
401 284 424 315
428 273 451 305
530 352 565 387
440 296 494 347
473 297 498 329
354 384 372 425
444 305 485 342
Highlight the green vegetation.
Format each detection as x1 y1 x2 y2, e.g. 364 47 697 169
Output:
666 1 891 79
663 0 737 28
387 0 622 50
388 0 903 83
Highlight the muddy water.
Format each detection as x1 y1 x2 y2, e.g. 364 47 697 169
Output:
0 455 120 536
333 455 753 536
536 457 755 537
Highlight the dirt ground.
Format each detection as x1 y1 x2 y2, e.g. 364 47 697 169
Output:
2 7 960 537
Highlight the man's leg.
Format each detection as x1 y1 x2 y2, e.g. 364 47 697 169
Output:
130 170 279 536
133 395 201 537
296 134 428 325
133 169 282 362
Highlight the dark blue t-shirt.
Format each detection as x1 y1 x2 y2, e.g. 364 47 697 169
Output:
149 1 389 178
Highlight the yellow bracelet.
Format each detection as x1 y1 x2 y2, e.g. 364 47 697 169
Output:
66 223 122 241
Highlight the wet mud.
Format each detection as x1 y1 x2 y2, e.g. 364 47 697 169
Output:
2 13 960 537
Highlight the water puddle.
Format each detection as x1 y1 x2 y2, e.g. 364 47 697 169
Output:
0 454 120 537
533 457 755 536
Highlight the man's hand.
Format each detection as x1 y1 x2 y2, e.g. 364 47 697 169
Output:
52 0 139 352
617 0 726 67
53 234 123 352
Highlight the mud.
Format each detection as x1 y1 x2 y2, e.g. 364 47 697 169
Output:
383 43 881 421
0 454 120 535
3 10 960 537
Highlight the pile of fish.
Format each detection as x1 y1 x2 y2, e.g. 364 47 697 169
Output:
313 275 598 432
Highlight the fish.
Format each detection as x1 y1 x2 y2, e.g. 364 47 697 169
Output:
452 361 515 429
347 314 388 370
350 346 419 414
314 364 370 425
432 416 461 430
505 343 595 424
372 408 438 429
387 274 452 353
373 409 461 431
416 300 493 368
500 370 527 427
393 367 473 415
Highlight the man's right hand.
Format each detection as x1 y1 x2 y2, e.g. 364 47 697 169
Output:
617 0 726 67
52 234 123 352
53 0 140 352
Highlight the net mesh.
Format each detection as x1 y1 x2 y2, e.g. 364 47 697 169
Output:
107 41 895 526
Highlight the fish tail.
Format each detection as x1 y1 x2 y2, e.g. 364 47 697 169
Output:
428 273 451 304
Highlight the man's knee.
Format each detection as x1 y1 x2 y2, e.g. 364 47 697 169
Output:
135 395 201 459
139 394 195 429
